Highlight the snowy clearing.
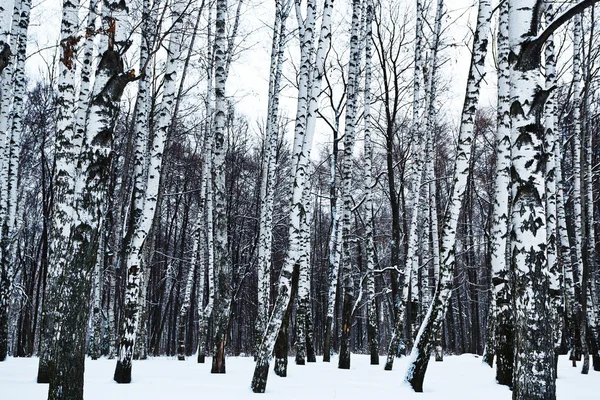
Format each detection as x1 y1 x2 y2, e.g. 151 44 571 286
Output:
2 354 598 399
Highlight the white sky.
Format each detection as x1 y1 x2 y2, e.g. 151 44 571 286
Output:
23 0 499 151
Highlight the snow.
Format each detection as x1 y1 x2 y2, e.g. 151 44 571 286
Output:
1 354 598 399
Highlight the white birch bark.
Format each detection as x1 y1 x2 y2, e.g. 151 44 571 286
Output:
362 0 377 366
507 1 555 396
37 0 80 382
114 0 184 383
423 0 443 362
197 5 215 363
0 0 28 362
543 1 563 376
571 11 590 374
338 0 362 371
489 0 512 385
405 0 492 391
256 0 291 358
385 0 426 370
251 0 333 391
49 0 133 396
0 0 12 75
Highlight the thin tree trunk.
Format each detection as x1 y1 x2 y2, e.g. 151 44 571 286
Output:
114 0 184 382
405 0 492 391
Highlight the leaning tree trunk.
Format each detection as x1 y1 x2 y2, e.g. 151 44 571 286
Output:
255 0 289 359
251 0 333 391
405 0 492 391
114 0 183 383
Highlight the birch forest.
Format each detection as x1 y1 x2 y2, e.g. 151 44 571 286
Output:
1 0 600 399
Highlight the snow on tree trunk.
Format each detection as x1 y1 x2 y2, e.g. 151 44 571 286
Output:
0 0 29 363
489 0 513 386
49 0 133 397
251 0 333 391
256 0 290 360
571 11 590 375
0 0 12 76
114 0 184 383
362 0 378 366
404 0 492 392
543 1 562 377
210 0 232 374
338 0 362 371
36 0 80 382
385 0 426 371
507 1 556 397
423 0 443 363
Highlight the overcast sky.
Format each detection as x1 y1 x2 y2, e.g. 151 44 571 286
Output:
23 0 499 152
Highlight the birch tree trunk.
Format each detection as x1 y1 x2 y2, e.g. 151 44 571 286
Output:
423 0 443 363
251 0 333 391
114 0 184 383
405 0 492 391
256 0 290 360
0 0 29 363
384 0 425 370
543 1 562 377
0 0 11 76
489 0 513 385
36 0 80 382
507 1 555 397
210 0 232 374
49 0 133 397
338 0 362 371
362 0 378 366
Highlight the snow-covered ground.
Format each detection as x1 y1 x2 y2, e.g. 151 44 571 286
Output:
1 354 598 399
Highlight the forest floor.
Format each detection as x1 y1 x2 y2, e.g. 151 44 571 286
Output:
2 353 599 399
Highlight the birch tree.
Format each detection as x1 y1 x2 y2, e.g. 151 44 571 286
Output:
36 0 82 382
384 0 426 371
0 0 30 363
114 0 186 383
488 0 513 385
256 0 291 360
251 0 333 391
362 0 378 366
404 0 493 391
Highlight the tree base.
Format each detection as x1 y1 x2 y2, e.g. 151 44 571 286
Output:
371 353 379 365
37 361 51 383
593 355 600 371
114 360 132 383
274 357 287 377
177 355 185 361
251 359 270 393
338 352 350 369
197 353 205 363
